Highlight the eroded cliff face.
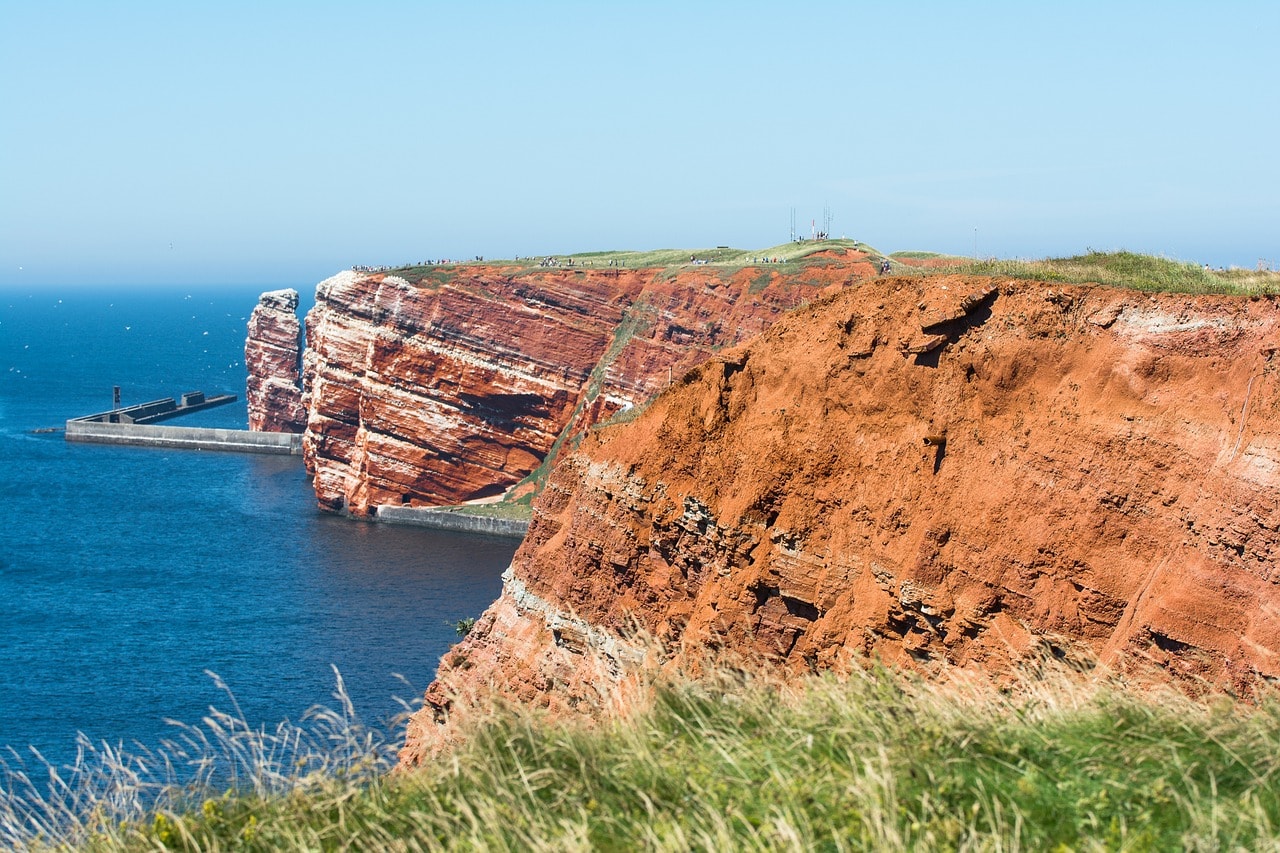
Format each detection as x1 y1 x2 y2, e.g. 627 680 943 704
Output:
301 254 872 513
245 289 306 433
402 277 1280 763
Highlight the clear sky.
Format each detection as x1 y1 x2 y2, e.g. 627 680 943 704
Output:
2 1 1276 288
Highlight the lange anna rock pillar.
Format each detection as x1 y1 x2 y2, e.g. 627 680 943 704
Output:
245 288 306 433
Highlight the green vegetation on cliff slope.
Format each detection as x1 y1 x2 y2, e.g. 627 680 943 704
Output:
8 662 1280 851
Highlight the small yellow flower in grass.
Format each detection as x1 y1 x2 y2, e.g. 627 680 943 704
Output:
153 812 175 844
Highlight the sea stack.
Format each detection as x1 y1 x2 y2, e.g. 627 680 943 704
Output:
245 288 306 433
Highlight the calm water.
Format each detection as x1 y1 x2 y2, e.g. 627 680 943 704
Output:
0 286 515 768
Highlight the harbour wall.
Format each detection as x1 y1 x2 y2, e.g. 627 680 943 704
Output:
65 421 304 455
375 505 530 539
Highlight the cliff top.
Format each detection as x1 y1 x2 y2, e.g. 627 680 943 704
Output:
308 245 1275 519
379 241 1278 296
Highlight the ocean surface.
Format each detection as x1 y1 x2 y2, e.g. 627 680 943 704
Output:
0 285 516 770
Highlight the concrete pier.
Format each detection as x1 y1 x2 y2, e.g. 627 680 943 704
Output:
65 421 304 455
375 505 530 538
66 389 302 455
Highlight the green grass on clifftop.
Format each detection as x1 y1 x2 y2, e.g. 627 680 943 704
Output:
10 661 1280 851
915 250 1279 295
389 239 870 280
555 240 865 270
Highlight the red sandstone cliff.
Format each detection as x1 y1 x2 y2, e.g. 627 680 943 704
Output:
402 277 1280 763
245 289 306 433
300 253 872 514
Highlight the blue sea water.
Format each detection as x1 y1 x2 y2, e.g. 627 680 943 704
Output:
0 286 515 769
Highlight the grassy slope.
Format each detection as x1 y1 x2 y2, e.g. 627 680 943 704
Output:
24 662 1280 851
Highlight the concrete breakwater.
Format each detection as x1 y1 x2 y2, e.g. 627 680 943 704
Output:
375 505 530 539
65 421 303 455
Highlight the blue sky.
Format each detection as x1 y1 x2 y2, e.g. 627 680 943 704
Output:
2 1 1276 287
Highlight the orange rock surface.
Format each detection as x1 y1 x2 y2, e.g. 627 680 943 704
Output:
245 289 305 433
300 255 871 513
402 276 1280 764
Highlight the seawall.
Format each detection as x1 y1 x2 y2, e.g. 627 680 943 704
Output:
65 421 304 455
375 505 530 539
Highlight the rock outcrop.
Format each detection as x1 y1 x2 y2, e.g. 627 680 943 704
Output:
402 277 1280 763
245 289 305 433
300 253 873 514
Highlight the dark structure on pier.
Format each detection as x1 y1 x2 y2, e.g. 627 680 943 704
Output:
72 390 237 425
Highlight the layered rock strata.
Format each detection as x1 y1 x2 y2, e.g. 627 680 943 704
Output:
301 253 872 514
403 278 1280 763
245 289 306 433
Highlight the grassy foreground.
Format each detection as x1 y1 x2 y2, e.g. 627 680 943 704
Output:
6 662 1280 851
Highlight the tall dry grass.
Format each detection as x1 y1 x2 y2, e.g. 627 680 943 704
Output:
5 657 1280 850
917 250 1280 295
1 668 399 851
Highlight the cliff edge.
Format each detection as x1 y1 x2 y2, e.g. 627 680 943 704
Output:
403 275 1280 763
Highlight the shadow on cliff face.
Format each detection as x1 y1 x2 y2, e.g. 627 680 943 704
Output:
457 391 552 428
912 290 997 369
